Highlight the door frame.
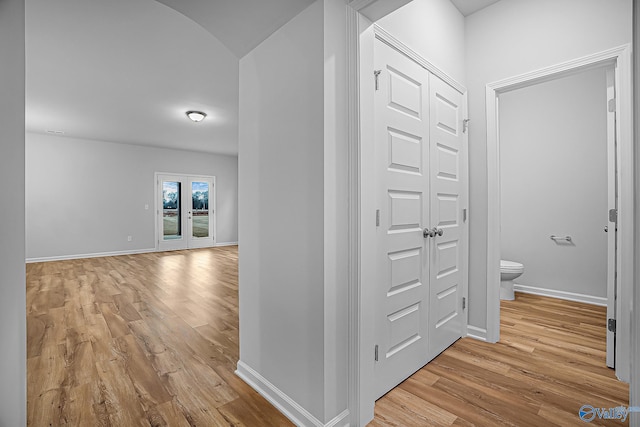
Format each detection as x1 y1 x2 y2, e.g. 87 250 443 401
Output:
346 12 469 424
484 45 633 382
154 172 217 251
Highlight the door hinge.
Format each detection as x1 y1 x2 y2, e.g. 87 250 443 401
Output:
376 209 380 227
462 297 466 310
608 98 616 113
608 318 616 333
463 119 470 134
374 70 381 91
463 208 467 223
374 344 379 361
609 208 617 223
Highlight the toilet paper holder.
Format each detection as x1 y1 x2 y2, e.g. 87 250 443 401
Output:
550 235 572 242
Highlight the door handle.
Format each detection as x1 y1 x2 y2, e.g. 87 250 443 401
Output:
423 228 435 238
423 227 443 238
604 225 608 233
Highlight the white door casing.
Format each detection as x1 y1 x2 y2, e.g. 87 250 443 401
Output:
374 39 430 399
485 45 633 382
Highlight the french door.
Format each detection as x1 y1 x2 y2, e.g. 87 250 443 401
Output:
157 174 215 251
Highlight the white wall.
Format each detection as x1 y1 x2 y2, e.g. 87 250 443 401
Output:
238 0 326 422
465 0 632 329
0 0 26 424
26 133 238 260
632 1 640 422
322 0 349 421
499 68 608 299
376 0 466 85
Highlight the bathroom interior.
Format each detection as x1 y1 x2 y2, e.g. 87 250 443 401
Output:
498 66 612 327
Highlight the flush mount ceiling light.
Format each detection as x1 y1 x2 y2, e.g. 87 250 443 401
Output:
186 110 207 122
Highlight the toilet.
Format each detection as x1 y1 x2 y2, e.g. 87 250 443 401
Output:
500 260 524 300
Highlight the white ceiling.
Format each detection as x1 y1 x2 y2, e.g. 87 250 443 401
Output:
449 0 501 16
26 0 243 155
25 0 495 156
153 0 316 59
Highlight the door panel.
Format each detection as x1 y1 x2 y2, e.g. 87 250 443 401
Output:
188 178 215 249
605 67 616 368
428 74 463 359
374 40 430 400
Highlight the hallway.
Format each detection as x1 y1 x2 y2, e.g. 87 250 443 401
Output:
27 248 628 426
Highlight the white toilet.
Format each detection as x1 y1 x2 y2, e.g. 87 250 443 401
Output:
500 260 524 300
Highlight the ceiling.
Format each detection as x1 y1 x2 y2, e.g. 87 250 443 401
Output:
25 0 496 156
153 0 316 59
25 0 312 156
449 0 501 16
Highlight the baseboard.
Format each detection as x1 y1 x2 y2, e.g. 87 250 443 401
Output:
25 248 157 263
513 284 607 306
236 361 350 427
466 325 487 341
214 241 238 247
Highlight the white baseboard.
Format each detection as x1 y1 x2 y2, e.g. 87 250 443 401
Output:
214 241 238 247
26 248 156 263
513 284 607 306
466 325 487 341
236 361 350 427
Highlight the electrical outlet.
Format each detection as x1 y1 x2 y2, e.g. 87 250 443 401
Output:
144 204 149 210
127 236 132 242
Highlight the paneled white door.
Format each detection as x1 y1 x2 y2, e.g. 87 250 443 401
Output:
157 174 215 251
605 67 617 368
373 39 464 399
428 74 464 359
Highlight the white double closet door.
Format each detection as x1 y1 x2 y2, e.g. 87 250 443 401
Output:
374 39 466 399
157 174 216 251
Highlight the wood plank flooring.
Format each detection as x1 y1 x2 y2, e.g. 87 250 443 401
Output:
26 246 293 426
27 248 629 426
372 293 630 426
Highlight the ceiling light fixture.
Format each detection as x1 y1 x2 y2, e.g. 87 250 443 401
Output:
186 110 207 122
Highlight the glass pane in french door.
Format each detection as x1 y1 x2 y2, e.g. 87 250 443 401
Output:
162 181 182 240
191 181 209 238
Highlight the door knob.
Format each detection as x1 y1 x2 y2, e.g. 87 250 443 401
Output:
435 227 444 236
423 228 435 238
604 225 608 233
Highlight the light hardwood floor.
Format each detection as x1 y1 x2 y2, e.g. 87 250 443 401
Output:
27 247 628 426
27 246 292 426
372 293 629 427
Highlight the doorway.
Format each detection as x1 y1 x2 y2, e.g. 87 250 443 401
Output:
156 173 216 251
497 65 616 368
485 46 634 382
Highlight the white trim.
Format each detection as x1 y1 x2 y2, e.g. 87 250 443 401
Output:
26 242 237 264
236 361 350 427
512 286 607 307
633 2 640 422
214 241 238 247
25 248 156 263
485 45 634 381
346 6 362 427
373 24 466 95
466 325 488 342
